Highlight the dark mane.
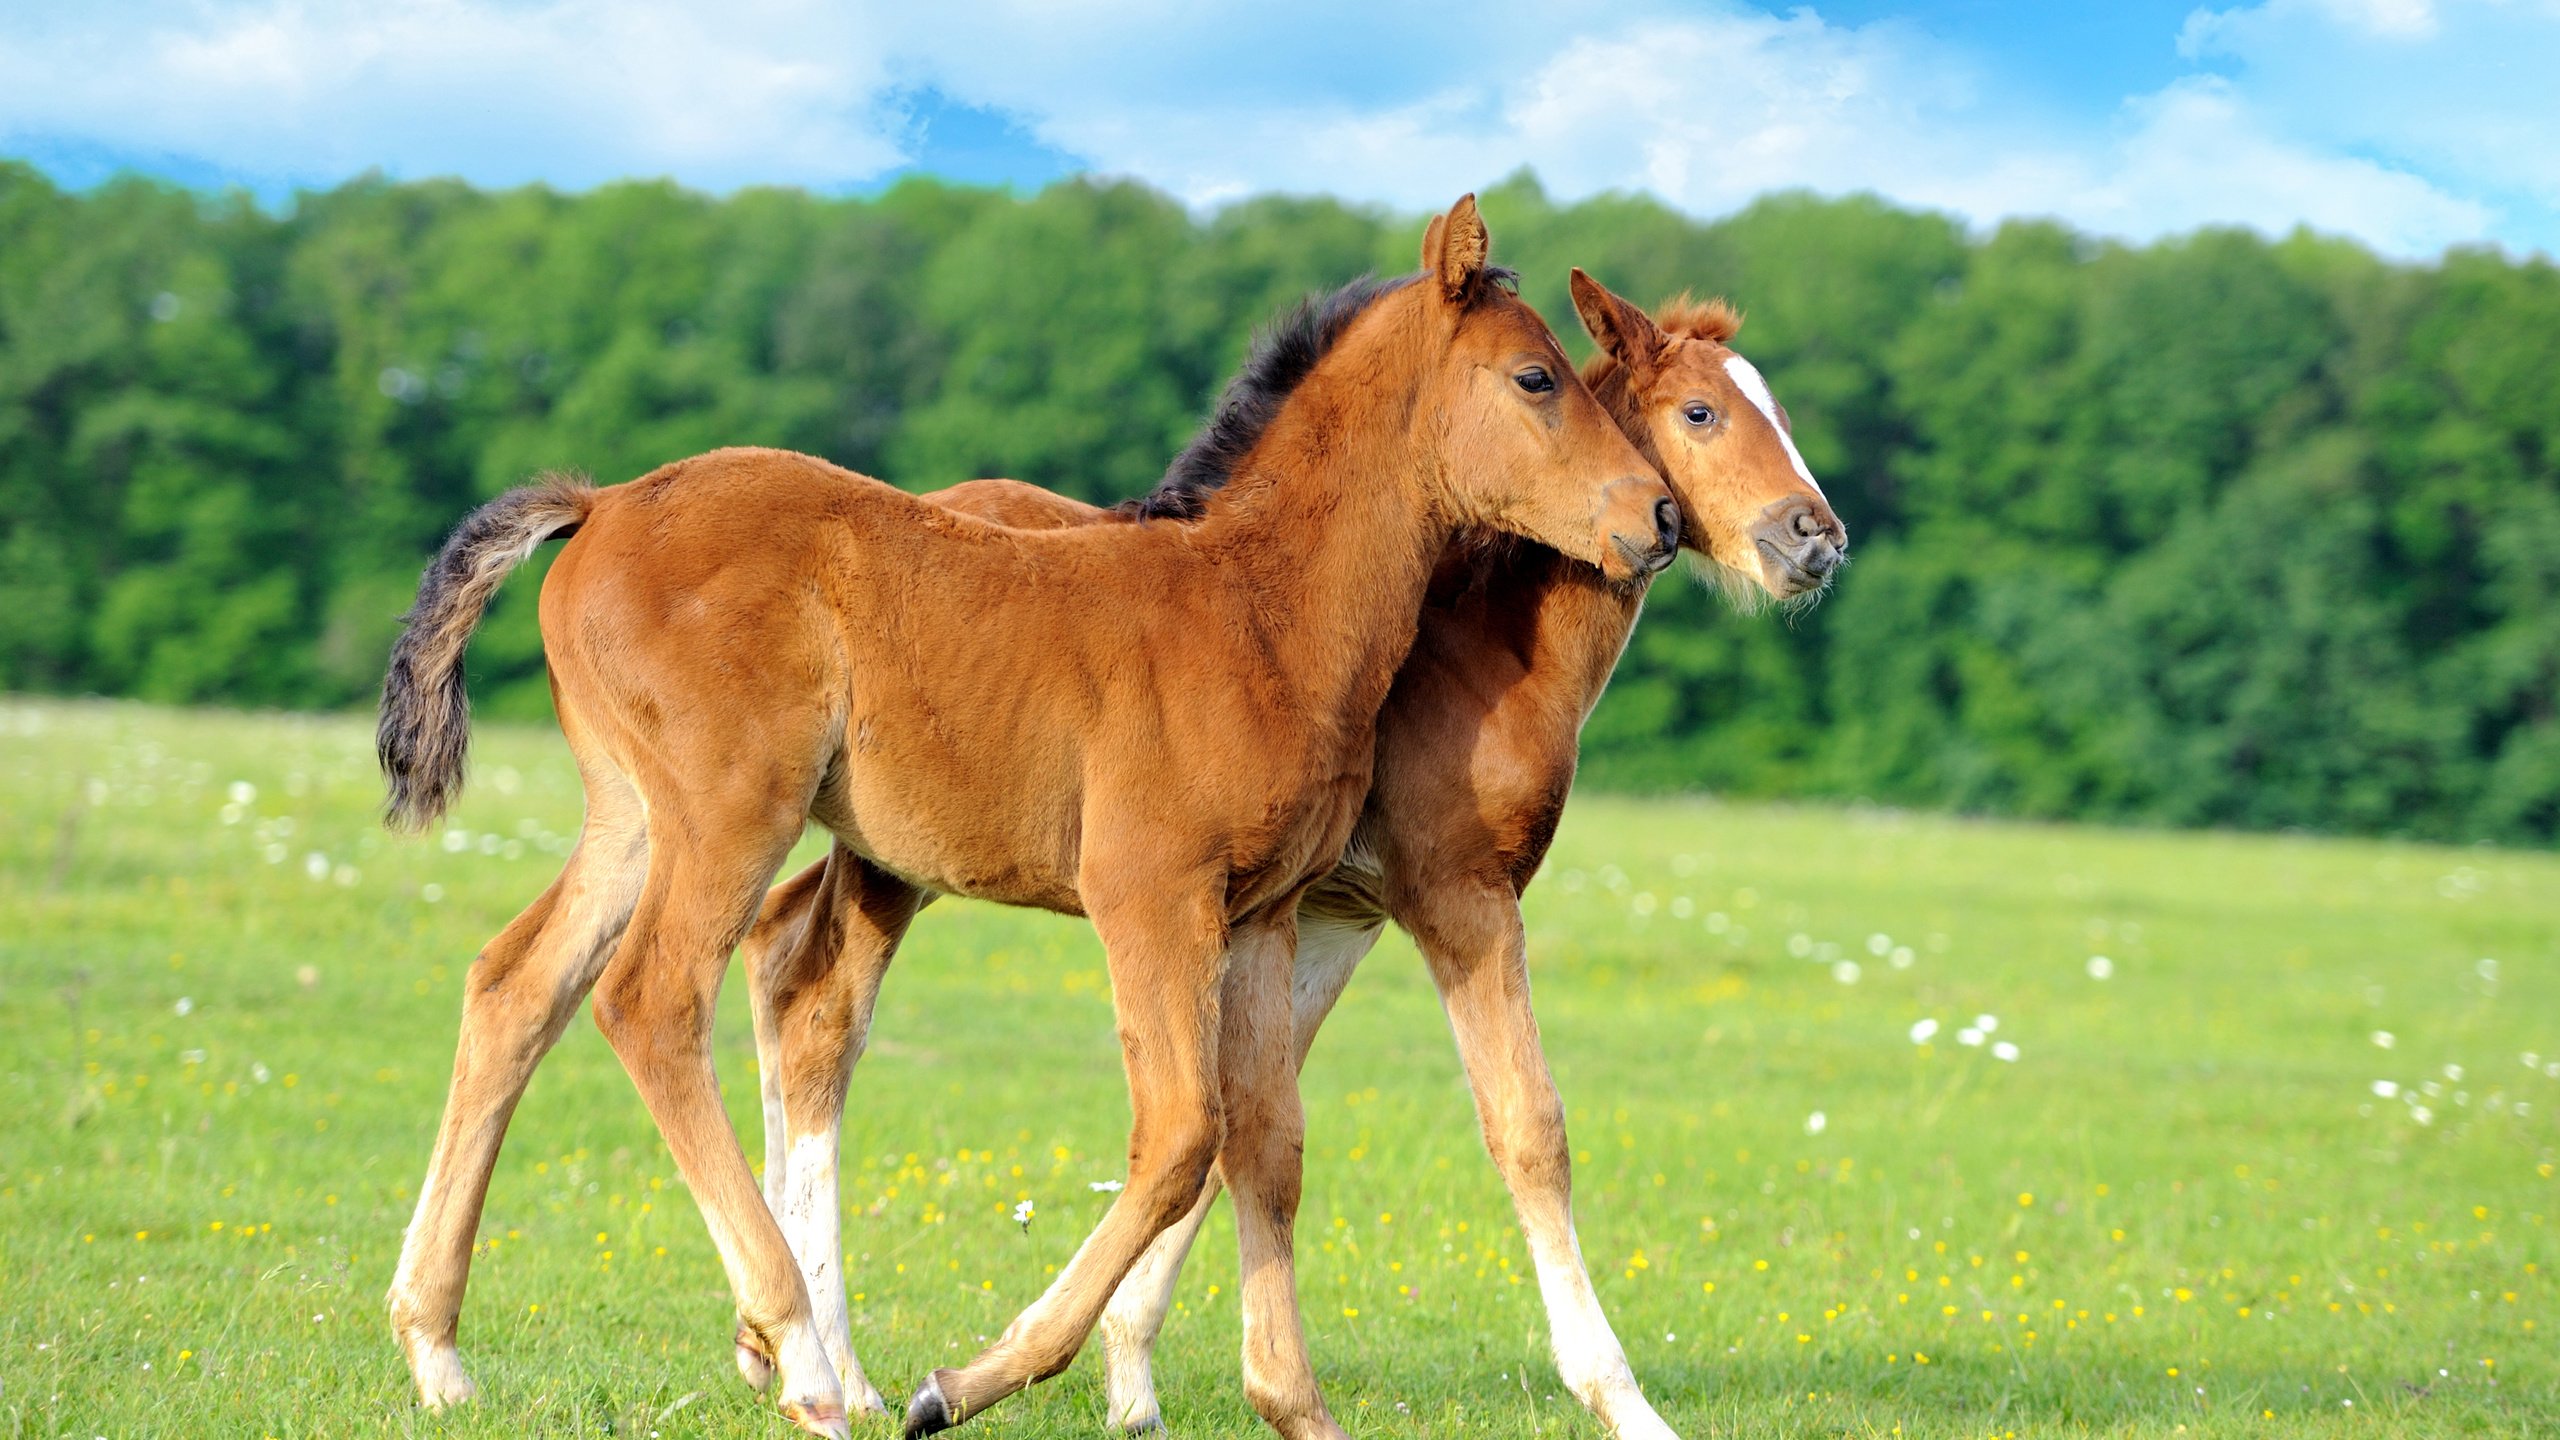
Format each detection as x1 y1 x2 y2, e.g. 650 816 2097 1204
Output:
1119 266 1518 521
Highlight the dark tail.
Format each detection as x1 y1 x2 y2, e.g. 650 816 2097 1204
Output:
378 473 594 833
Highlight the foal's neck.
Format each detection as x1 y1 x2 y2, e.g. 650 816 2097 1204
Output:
1188 338 1449 731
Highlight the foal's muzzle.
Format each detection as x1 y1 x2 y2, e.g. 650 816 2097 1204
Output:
1613 493 1682 578
1753 494 1845 596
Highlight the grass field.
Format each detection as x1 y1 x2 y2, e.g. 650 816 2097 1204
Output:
1 697 2553 1439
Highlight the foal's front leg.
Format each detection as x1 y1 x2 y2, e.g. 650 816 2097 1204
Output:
1213 916 1349 1440
1100 907 1385 1433
1407 883 1678 1440
903 880 1232 1434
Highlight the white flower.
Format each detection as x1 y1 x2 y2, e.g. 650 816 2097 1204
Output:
1803 1110 1827 1135
1866 934 1892 957
303 852 329 880
1973 1014 1999 1033
2410 1105 2434 1126
1957 1027 1985 1047
2371 1080 2399 1098
1908 1018 1940 1045
1830 961 1861 985
421 884 445 903
1889 945 1916 969
227 781 256 805
1088 1179 1124 1193
441 829 470 853
2086 955 2114 980
2371 1030 2395 1049
1011 1199 1036 1231
1991 1041 2020 1063
174 997 194 1017
2442 1063 2463 1082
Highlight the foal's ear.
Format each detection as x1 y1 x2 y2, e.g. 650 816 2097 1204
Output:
1426 194 1491 304
1570 267 1665 372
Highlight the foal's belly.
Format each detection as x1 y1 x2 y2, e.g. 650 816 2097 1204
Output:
813 745 1087 915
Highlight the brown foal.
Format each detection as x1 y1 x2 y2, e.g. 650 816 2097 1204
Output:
375 198 1675 1440
735 270 1845 1438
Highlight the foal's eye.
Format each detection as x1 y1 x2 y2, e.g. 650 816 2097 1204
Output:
1683 402 1717 427
1514 366 1555 394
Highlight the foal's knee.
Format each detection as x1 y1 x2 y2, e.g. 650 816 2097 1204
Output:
1485 1091 1571 1192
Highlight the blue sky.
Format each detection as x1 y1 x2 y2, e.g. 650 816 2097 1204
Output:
4 0 2555 258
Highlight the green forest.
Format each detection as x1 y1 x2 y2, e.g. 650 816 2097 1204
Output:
3 164 2555 843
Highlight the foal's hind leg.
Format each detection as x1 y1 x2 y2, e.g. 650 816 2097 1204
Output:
591 785 850 1439
734 843 923 1415
1406 883 1675 1440
738 857 832 1392
387 764 648 1409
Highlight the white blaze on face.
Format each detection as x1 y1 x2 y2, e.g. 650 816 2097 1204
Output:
1721 354 1826 500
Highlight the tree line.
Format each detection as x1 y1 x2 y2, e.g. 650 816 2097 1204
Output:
3 163 2553 843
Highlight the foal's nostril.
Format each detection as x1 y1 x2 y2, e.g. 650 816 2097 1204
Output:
1652 496 1682 553
1792 505 1827 540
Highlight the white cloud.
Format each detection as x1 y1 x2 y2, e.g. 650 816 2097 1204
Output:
2045 78 2494 254
0 0 2546 256
0 0 905 190
2182 0 2560 214
966 6 2495 257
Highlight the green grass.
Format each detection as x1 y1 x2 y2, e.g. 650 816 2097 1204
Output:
1 697 2553 1439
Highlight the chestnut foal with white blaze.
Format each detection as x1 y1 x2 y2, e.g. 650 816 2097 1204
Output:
374 198 1676 1440
736 271 1845 1438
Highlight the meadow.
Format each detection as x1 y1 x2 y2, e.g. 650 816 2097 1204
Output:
1 696 2551 1437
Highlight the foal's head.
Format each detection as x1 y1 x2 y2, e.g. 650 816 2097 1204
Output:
1571 269 1847 606
1392 197 1677 584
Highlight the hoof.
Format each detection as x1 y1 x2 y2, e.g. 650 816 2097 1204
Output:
781 1398 853 1440
903 1370 957 1437
844 1372 889 1416
418 1376 478 1412
1109 1389 1162 1435
409 1345 479 1410
735 1323 776 1392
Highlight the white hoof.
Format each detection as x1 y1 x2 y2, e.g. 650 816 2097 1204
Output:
409 1343 478 1410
